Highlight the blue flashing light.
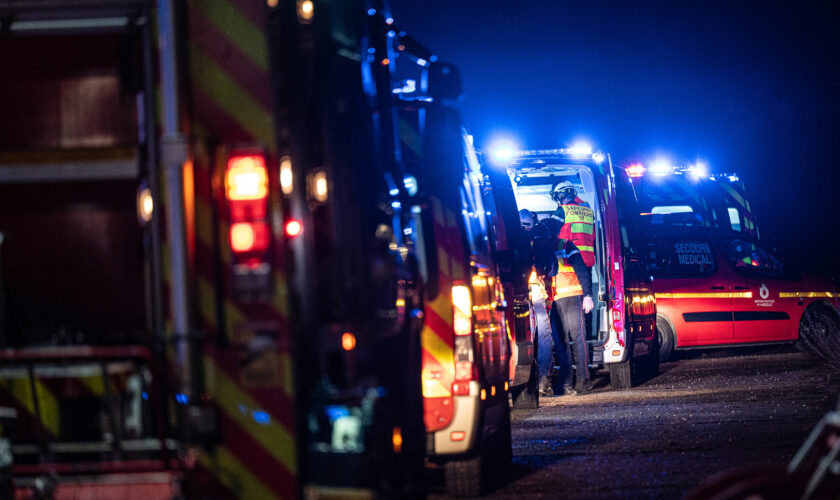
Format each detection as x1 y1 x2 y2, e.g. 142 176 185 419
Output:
592 151 605 163
252 410 271 425
485 135 522 167
411 308 424 318
416 58 428 67
728 175 739 182
175 393 189 405
386 17 394 25
391 201 401 209
403 175 418 196
141 391 148 400
387 30 396 38
429 55 438 62
567 142 593 157
367 47 376 54
688 163 708 181
650 159 673 176
367 8 376 15
411 205 422 214
325 405 351 422
399 30 406 37
389 187 400 196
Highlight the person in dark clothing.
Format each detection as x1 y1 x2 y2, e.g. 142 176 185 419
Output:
547 181 596 395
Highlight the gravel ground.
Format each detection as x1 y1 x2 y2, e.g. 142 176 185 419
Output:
428 345 840 499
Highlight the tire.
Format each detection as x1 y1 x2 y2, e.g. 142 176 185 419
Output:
656 316 674 362
445 455 485 497
609 343 635 389
798 306 840 359
511 360 539 410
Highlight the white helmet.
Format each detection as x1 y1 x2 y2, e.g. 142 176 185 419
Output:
551 181 577 203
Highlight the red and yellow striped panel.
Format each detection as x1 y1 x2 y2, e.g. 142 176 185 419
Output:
179 1 296 498
422 197 467 433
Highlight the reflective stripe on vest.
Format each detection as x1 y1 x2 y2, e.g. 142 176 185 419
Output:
558 202 595 267
553 259 583 299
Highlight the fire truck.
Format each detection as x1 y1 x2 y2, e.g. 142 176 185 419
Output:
0 0 515 498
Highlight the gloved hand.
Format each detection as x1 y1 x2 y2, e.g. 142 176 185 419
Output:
582 296 594 314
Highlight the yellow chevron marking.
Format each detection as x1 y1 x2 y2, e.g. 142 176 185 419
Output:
80 374 105 397
427 290 453 329
279 351 295 397
197 445 281 500
190 0 269 72
204 355 297 475
198 276 218 330
272 270 290 318
779 291 835 298
398 118 422 158
421 326 454 373
189 45 274 151
0 377 60 436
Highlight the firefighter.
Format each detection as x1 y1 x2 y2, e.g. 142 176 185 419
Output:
548 181 595 395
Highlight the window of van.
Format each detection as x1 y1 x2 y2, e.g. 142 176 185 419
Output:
727 207 742 231
726 239 782 278
651 236 717 278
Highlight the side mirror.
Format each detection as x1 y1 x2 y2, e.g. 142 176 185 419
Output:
429 61 463 102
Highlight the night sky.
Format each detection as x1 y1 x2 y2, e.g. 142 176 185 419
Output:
389 1 840 279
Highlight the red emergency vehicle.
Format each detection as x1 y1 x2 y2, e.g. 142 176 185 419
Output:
631 166 839 360
0 0 514 498
502 148 658 390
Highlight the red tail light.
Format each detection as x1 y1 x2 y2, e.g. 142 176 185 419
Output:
225 149 272 295
285 219 303 238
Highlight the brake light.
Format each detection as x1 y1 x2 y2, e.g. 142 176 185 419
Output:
225 149 272 296
452 334 475 396
452 285 472 336
226 155 268 200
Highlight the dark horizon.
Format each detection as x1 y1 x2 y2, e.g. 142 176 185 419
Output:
389 1 840 279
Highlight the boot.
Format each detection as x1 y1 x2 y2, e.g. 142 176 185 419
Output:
538 376 554 397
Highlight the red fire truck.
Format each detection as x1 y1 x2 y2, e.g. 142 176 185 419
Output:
0 0 514 498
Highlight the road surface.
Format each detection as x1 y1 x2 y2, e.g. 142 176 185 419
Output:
429 345 840 498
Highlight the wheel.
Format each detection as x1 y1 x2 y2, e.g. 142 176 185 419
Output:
798 306 840 359
609 343 635 389
444 454 485 497
656 316 674 362
511 360 539 410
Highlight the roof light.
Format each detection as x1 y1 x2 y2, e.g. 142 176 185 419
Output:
592 151 605 163
626 163 646 178
649 159 673 176
567 142 593 157
728 174 740 182
688 162 708 181
485 137 520 167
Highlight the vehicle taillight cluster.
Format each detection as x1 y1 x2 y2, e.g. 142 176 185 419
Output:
451 285 476 395
225 150 272 295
